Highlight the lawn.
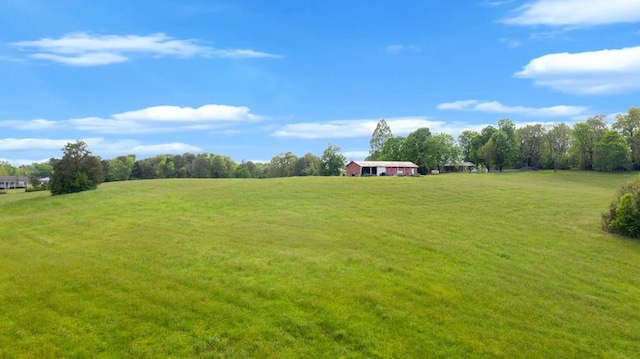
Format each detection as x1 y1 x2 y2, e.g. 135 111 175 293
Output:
1 171 639 358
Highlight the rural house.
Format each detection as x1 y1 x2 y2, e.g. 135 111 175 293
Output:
0 176 29 189
346 161 419 177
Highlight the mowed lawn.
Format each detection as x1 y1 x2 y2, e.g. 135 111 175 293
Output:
1 172 640 358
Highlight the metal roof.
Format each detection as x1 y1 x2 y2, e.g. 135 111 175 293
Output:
350 161 419 168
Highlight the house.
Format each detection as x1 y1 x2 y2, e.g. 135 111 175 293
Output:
443 161 476 173
0 176 29 189
39 177 51 186
346 161 419 177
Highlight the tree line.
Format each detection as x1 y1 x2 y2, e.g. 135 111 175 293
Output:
368 107 640 174
0 142 348 193
2 107 638 195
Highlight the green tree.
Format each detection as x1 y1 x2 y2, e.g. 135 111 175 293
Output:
320 143 346 176
209 154 236 178
0 161 17 176
266 152 298 177
593 130 631 172
602 176 640 238
367 119 393 160
50 141 104 195
517 124 546 169
458 130 479 163
471 126 496 168
106 155 135 181
612 108 640 140
571 115 608 170
378 136 406 161
424 133 461 172
236 161 265 178
402 128 432 174
295 153 321 176
613 108 640 169
490 119 519 171
477 138 497 171
546 123 572 172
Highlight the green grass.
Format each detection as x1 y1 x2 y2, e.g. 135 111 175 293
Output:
1 171 640 358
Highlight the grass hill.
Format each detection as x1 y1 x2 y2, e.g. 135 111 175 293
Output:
1 171 640 358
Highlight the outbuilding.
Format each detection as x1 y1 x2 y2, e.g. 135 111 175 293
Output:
0 176 29 189
443 161 476 173
346 161 419 177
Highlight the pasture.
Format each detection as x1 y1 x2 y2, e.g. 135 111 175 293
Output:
1 171 639 358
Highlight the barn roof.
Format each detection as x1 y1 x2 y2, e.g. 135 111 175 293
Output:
349 161 419 168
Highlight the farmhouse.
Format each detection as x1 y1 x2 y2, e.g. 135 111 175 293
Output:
346 161 419 177
0 176 29 189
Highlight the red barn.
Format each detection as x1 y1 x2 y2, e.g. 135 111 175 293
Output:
345 161 419 177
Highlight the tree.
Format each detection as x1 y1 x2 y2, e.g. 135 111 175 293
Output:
571 115 608 170
458 130 479 163
295 153 321 176
612 108 640 140
613 108 640 169
517 124 546 169
546 123 572 172
106 155 135 181
471 126 496 168
602 176 640 238
236 161 265 178
266 152 298 177
402 128 432 174
593 130 631 172
477 139 497 171
0 161 20 176
490 119 519 171
209 154 236 178
368 119 393 160
424 133 461 172
320 143 346 176
50 141 104 195
378 136 406 161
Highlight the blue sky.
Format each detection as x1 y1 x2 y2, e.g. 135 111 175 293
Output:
2 0 640 165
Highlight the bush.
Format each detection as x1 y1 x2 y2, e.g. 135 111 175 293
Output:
602 177 640 238
0 190 6 195
25 186 48 193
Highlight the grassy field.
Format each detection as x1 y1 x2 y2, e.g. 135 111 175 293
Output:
1 171 640 358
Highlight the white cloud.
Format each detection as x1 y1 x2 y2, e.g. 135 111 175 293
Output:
272 117 443 139
70 104 260 134
0 104 260 134
114 104 260 122
10 32 280 66
0 138 70 151
130 143 202 154
504 0 640 27
342 151 370 160
81 138 202 155
437 100 588 117
499 38 522 48
384 44 421 54
31 52 129 66
0 119 59 130
0 157 51 166
515 46 640 94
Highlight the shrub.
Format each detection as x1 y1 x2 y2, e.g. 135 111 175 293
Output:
25 186 48 193
602 176 640 238
0 190 6 195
